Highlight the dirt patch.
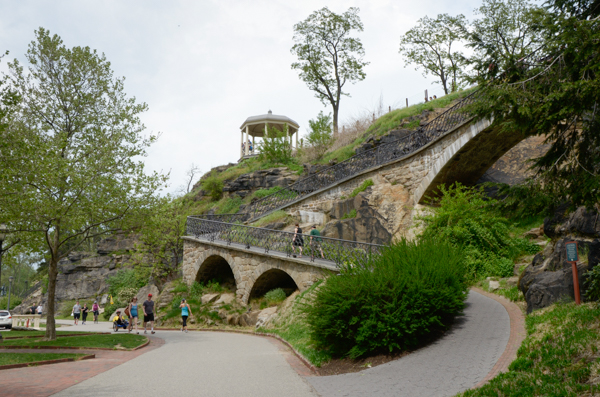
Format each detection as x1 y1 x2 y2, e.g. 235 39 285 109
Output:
316 350 411 375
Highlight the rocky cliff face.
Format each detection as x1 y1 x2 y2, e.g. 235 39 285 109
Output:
519 206 600 313
223 167 300 198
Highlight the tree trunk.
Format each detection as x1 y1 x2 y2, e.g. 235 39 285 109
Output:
332 105 339 138
44 256 58 340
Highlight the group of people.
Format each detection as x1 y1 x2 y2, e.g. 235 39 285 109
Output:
291 224 325 259
241 139 253 154
71 300 100 325
27 303 43 315
112 293 192 333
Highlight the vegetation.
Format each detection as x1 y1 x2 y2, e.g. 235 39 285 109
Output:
1 333 147 349
264 288 287 305
291 7 368 135
257 125 294 165
419 184 538 280
250 210 290 228
303 238 467 359
0 28 165 340
305 111 334 159
459 303 600 397
201 173 224 201
0 294 22 310
349 179 374 198
341 209 357 219
399 13 467 94
0 353 86 366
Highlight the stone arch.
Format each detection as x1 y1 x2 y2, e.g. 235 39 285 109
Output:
193 250 240 293
247 267 299 303
413 118 527 204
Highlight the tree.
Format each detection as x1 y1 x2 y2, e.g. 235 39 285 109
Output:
305 111 333 159
0 29 165 340
291 7 368 137
465 0 547 78
470 0 600 208
399 14 467 95
257 124 293 165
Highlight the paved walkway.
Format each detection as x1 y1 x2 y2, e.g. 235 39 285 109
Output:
0 290 517 397
309 291 510 397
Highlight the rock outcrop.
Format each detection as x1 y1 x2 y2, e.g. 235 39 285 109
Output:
322 193 392 245
223 167 300 198
519 207 600 313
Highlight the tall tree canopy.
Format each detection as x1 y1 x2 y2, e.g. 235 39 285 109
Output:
471 0 600 208
399 14 467 95
291 7 368 137
0 28 165 339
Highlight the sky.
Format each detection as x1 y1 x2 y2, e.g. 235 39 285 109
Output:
0 0 481 194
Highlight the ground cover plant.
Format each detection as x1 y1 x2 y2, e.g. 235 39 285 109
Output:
1 333 147 349
0 353 85 366
303 238 467 359
419 183 539 281
458 303 600 397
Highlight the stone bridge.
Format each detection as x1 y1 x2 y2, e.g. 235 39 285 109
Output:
182 236 335 303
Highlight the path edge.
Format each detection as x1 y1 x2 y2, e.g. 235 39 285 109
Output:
0 354 95 371
470 287 526 388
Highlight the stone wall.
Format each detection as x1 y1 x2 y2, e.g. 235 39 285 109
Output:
182 237 330 303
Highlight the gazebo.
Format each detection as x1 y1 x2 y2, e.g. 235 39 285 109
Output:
239 110 300 161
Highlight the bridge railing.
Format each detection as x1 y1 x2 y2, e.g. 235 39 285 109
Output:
239 91 478 222
186 216 383 268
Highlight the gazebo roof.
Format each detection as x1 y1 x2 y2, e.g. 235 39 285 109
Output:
240 110 299 137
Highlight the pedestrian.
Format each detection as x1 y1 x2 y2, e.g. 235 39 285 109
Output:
291 223 304 258
180 299 192 333
81 303 89 324
128 296 140 334
72 300 81 325
309 225 325 259
36 303 43 315
433 95 437 99
143 293 155 334
30 304 36 315
92 301 100 324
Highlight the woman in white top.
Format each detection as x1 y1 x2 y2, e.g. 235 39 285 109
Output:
36 304 43 315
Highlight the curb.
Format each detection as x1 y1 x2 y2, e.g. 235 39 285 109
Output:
0 353 95 371
152 327 319 375
470 287 526 388
0 336 149 352
3 332 110 340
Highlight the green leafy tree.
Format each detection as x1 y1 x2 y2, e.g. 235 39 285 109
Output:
466 0 547 77
399 14 468 94
305 111 333 159
470 0 600 208
291 7 368 137
0 29 165 340
200 172 224 201
257 124 293 165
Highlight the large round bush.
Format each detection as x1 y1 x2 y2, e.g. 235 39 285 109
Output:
303 238 467 358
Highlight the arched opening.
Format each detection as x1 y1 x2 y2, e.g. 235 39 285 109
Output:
248 268 299 302
196 255 236 292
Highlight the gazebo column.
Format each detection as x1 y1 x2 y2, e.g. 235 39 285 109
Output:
295 129 298 150
252 135 255 154
245 125 249 156
240 129 244 158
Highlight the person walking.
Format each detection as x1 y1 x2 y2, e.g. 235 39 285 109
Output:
309 225 325 259
81 303 89 325
128 296 140 334
72 300 81 325
291 223 304 258
92 301 100 324
180 299 192 333
143 293 155 334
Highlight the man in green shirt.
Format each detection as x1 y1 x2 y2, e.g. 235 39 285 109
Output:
309 225 325 259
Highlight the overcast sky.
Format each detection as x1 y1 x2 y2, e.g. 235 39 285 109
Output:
0 0 481 194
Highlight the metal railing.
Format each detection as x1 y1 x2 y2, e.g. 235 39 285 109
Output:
241 91 478 222
186 216 383 268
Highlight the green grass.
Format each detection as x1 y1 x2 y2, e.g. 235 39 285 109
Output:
1 334 147 350
367 88 476 137
458 302 600 397
0 330 77 339
479 281 525 302
0 353 86 366
250 210 290 228
349 179 374 198
341 209 357 219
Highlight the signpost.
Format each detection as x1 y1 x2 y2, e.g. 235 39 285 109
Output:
565 241 581 305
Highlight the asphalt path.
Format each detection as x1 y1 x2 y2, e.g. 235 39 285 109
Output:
47 290 509 397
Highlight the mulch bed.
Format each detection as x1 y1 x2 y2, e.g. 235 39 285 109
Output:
316 351 412 375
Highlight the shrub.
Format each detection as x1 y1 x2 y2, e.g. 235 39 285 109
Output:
341 209 357 219
107 268 149 298
190 281 204 298
216 196 242 214
257 125 293 165
306 111 334 159
303 238 467 359
265 288 287 305
0 295 22 311
349 179 374 198
419 183 538 280
201 173 224 201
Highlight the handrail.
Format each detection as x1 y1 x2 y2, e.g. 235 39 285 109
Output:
186 216 383 267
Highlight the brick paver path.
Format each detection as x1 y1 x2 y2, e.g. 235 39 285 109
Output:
308 290 515 397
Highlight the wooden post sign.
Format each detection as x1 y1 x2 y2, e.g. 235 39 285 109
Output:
565 241 581 305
